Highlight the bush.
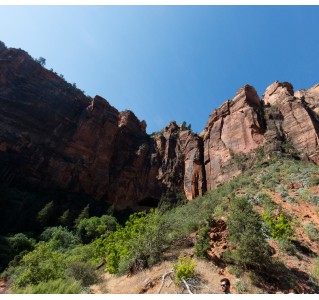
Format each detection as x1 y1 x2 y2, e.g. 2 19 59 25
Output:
304 223 319 241
65 261 99 286
263 213 293 240
227 196 270 270
13 242 68 288
74 204 90 226
76 215 118 243
278 239 296 255
308 195 319 206
37 201 54 226
173 256 196 284
35 57 46 66
308 175 319 187
228 265 242 278
13 277 82 294
194 225 211 259
296 188 311 202
6 233 36 256
40 226 80 251
234 279 249 293
58 209 70 226
94 210 171 274
312 258 319 281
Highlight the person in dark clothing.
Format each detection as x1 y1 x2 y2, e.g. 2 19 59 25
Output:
220 278 232 294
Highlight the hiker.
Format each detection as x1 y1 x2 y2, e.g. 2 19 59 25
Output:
220 278 232 294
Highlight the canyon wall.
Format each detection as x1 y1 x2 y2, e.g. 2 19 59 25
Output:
1 42 319 210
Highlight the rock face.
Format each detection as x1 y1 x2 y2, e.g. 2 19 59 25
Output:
1 42 319 211
0 42 204 210
202 85 265 189
263 81 319 163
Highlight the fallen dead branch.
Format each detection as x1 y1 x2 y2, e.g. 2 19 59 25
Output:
157 270 173 294
182 279 193 294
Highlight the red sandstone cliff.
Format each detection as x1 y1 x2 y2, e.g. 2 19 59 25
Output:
1 41 319 210
201 85 265 189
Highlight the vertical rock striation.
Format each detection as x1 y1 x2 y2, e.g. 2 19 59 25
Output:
263 81 319 163
202 85 265 189
1 42 319 210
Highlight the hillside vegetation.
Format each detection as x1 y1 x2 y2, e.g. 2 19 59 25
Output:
1 153 319 294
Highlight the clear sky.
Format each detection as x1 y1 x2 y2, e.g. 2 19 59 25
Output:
1 5 319 134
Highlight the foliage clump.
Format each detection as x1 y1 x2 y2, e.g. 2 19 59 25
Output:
226 196 270 270
304 223 319 241
76 215 118 243
94 210 169 274
173 256 196 284
263 213 293 240
14 278 82 294
194 224 211 259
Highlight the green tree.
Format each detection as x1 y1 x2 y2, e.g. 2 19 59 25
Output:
76 215 118 243
40 226 80 251
194 225 211 259
94 209 170 274
35 57 46 66
74 204 90 227
227 196 269 270
13 242 67 288
37 201 54 226
7 233 36 256
58 209 70 226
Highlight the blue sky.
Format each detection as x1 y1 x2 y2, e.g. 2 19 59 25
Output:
1 5 319 134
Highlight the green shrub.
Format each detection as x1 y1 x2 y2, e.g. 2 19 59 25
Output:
58 209 70 226
40 226 80 251
228 265 242 278
65 261 99 286
13 242 67 288
308 195 319 206
76 215 118 243
13 277 82 294
173 256 196 284
307 175 319 187
251 192 273 207
66 243 96 264
234 280 249 293
296 188 311 202
304 223 319 241
94 210 171 274
263 213 293 240
227 196 270 270
74 204 90 226
213 203 226 218
278 239 296 255
194 225 211 259
6 233 36 256
312 258 319 281
37 201 54 226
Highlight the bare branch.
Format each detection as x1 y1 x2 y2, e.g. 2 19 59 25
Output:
182 279 193 294
157 270 174 294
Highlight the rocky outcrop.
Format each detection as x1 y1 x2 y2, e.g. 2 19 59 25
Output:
152 122 206 201
0 43 155 210
263 81 319 163
0 43 204 210
202 85 265 189
1 42 319 211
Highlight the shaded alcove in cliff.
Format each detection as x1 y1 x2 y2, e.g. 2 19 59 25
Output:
137 197 160 207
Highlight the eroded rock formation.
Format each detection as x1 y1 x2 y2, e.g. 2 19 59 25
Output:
202 85 265 189
1 41 319 211
263 81 319 163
